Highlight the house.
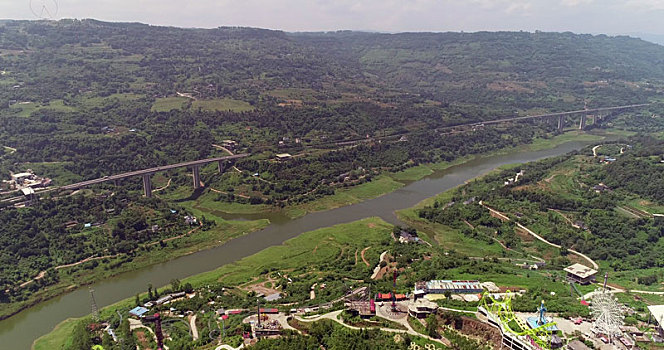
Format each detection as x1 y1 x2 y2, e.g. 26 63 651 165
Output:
346 300 375 318
184 216 197 225
275 153 292 161
408 299 438 319
593 183 610 193
375 293 407 301
264 293 282 302
129 306 149 318
564 264 597 285
399 231 420 244
567 340 591 350
155 295 173 305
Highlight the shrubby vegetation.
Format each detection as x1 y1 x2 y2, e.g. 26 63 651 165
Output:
417 136 664 272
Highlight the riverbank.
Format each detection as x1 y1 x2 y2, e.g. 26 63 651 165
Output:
33 217 395 349
177 130 610 222
0 216 269 322
5 129 613 350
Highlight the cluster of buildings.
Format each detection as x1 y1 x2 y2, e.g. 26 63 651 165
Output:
3 170 51 191
504 170 525 186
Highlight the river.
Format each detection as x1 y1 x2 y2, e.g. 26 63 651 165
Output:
0 139 595 349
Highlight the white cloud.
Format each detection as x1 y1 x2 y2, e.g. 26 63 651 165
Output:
624 0 664 10
560 0 594 6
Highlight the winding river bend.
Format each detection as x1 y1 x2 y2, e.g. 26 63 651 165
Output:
1 139 597 349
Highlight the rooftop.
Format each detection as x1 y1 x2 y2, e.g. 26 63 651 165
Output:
563 263 597 279
648 305 664 326
129 306 149 317
12 172 33 178
426 280 482 291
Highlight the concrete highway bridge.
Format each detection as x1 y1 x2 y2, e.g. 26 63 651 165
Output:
329 103 652 148
58 153 249 198
439 103 651 132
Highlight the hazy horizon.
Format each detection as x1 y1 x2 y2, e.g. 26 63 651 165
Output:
0 1 663 37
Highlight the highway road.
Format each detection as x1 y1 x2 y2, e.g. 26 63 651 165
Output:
58 153 249 191
438 103 651 129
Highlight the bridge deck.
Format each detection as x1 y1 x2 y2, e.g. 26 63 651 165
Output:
59 154 249 191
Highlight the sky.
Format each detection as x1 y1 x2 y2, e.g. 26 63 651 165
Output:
1 0 664 36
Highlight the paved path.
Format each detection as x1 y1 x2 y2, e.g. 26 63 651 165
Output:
295 309 450 346
215 345 244 350
190 314 199 341
583 284 664 300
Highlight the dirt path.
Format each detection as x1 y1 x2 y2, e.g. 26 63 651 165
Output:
209 187 251 199
212 144 234 155
146 222 202 247
152 178 172 193
54 254 122 270
176 91 197 100
482 203 598 270
360 247 371 267
549 209 581 229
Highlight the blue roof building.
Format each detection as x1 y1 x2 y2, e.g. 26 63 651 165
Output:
129 306 149 317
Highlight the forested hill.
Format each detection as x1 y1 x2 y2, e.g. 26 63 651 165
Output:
1 19 664 183
299 31 664 108
1 20 664 111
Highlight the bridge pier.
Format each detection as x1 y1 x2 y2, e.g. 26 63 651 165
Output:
557 115 564 132
192 165 201 189
579 114 587 130
217 160 225 173
142 174 152 198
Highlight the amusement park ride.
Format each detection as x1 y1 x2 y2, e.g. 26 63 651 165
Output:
480 291 558 350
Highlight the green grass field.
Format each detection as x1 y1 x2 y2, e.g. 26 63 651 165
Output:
284 176 403 218
32 318 78 350
9 99 78 117
192 98 255 112
151 97 189 112
180 217 391 287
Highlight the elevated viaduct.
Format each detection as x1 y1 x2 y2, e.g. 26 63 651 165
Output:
58 153 249 198
454 103 650 132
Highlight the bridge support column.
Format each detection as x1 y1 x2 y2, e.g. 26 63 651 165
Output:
192 165 201 189
557 115 564 132
142 174 152 198
217 160 225 173
579 114 587 130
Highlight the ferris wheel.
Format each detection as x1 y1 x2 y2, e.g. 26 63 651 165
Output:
29 0 59 20
589 289 624 340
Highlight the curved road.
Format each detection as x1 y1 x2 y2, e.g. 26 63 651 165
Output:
482 204 599 270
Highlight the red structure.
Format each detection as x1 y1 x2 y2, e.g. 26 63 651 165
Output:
144 313 164 350
392 271 397 311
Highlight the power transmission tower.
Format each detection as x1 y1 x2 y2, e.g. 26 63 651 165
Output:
89 287 100 321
